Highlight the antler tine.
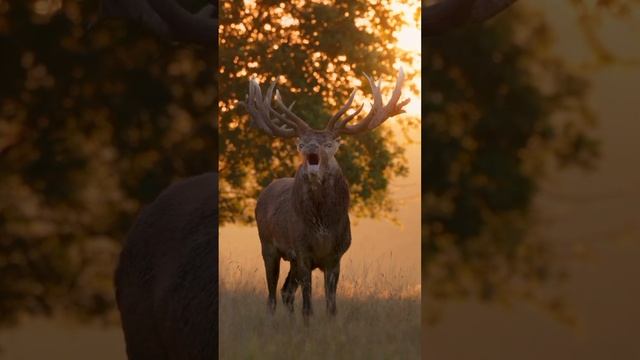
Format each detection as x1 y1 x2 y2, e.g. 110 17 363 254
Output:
274 90 311 131
326 88 358 130
335 68 410 135
240 79 269 134
334 102 365 129
263 80 298 130
333 74 377 131
370 67 405 128
240 78 298 138
369 74 383 108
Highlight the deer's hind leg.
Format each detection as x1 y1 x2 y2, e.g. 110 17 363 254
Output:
281 262 298 313
261 245 280 314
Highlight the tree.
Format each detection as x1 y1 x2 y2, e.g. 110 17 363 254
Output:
0 0 215 326
97 0 217 46
567 0 640 65
218 0 420 224
422 5 600 322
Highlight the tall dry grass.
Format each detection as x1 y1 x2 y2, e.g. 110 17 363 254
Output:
219 256 421 359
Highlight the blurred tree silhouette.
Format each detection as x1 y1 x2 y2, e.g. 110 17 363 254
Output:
568 0 640 64
0 0 215 326
423 6 600 322
218 0 420 224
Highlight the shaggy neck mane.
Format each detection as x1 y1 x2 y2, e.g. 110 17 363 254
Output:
292 166 349 228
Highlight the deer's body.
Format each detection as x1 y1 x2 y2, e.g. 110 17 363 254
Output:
257 167 351 264
255 131 352 319
115 172 218 359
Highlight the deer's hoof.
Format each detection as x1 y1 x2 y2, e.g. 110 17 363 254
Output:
282 293 295 313
267 300 276 315
302 308 312 326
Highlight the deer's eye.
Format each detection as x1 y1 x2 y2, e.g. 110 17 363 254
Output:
324 142 333 148
298 143 304 150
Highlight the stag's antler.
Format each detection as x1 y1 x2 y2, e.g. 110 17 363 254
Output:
242 69 408 137
240 79 311 138
328 68 410 135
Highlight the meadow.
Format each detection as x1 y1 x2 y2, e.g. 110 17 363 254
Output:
219 255 421 359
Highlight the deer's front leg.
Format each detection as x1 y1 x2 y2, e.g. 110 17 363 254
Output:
261 246 280 315
324 262 340 316
298 261 313 325
281 263 298 313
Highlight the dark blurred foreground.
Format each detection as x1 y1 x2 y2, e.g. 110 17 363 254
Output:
0 0 216 327
425 0 640 358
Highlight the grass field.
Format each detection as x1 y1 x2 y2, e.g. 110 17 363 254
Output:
219 257 421 359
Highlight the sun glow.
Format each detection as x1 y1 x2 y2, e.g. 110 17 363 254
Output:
391 2 421 118
396 26 422 53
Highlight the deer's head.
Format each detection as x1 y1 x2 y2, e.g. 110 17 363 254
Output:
241 68 410 179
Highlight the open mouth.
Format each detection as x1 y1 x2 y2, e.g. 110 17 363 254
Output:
307 153 319 166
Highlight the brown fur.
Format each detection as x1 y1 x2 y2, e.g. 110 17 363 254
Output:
255 131 350 323
115 173 218 359
245 69 408 324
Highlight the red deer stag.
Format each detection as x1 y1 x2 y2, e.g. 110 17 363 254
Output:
241 68 410 323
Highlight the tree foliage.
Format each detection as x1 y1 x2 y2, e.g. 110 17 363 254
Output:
218 0 419 224
0 0 215 326
423 7 599 322
568 0 640 64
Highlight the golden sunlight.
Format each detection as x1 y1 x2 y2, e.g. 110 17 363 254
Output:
392 1 421 117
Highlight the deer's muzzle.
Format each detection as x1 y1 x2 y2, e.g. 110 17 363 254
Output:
307 153 319 166
305 152 321 174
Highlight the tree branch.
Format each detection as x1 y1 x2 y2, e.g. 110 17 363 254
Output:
423 0 518 36
97 0 217 47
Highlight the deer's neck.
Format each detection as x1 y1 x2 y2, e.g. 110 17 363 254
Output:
292 163 350 227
